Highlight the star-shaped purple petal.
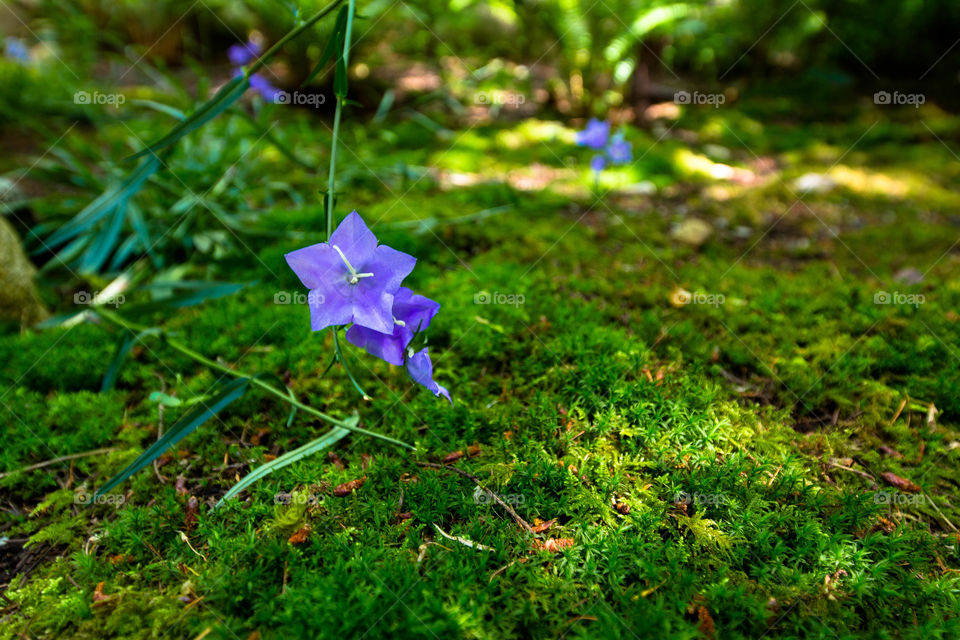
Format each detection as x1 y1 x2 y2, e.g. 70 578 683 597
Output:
284 211 416 334
228 40 261 66
345 287 440 366
406 348 451 403
575 118 610 150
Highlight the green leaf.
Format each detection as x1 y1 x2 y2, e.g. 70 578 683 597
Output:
334 54 348 99
43 155 161 250
214 418 356 509
125 75 250 162
123 280 252 315
101 332 136 392
94 377 251 499
78 203 126 274
101 327 161 391
130 99 186 121
148 391 183 407
305 5 349 84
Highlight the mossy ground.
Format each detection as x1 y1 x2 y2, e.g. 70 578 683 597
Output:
2 88 960 639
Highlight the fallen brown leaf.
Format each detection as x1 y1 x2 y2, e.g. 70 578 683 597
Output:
697 606 715 639
328 452 346 470
531 518 557 534
532 538 574 553
878 445 903 459
333 477 366 497
881 471 920 493
92 581 113 605
288 525 311 545
442 450 464 463
184 496 199 531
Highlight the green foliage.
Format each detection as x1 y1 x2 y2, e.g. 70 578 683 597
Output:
3 13 960 636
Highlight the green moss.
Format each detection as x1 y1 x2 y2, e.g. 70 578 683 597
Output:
3 97 960 639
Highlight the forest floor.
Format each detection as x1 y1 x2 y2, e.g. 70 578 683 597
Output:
2 85 960 638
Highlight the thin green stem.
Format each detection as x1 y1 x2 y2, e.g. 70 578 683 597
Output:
94 308 412 450
319 0 369 399
333 330 369 399
246 0 347 77
325 0 357 238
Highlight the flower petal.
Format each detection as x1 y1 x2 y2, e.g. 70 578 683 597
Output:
329 211 379 267
345 324 408 366
406 348 451 403
393 287 440 333
349 287 396 334
308 283 352 331
363 245 417 294
284 243 342 290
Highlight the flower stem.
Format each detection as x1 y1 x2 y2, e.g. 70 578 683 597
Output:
325 0 356 237
246 0 347 78
93 308 413 450
320 0 369 399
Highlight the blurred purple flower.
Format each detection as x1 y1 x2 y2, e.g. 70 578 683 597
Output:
607 133 632 164
406 348 451 403
590 154 607 172
248 73 278 102
228 39 280 102
285 211 416 334
5 37 29 63
345 287 440 366
228 40 261 66
575 118 610 150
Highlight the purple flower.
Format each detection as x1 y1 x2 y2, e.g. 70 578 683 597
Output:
575 118 610 150
228 40 261 67
228 39 280 102
607 133 632 164
345 287 440 366
248 73 278 102
590 154 607 172
406 348 451 403
285 211 416 334
5 37 29 63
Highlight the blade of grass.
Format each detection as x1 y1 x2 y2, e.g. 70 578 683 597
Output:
94 377 251 499
214 419 355 509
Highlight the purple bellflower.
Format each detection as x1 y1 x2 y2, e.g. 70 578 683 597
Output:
5 37 30 63
228 41 261 66
345 287 440 366
406 348 451 403
575 118 610 150
590 154 607 172
285 211 416 334
607 133 632 164
248 74 279 102
229 39 279 102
